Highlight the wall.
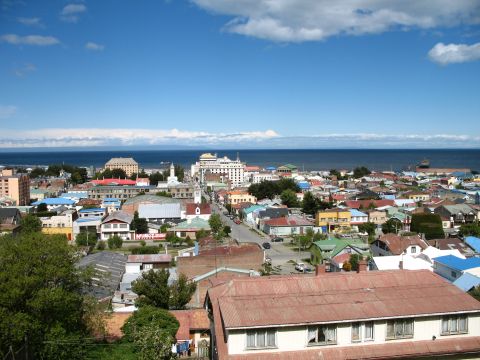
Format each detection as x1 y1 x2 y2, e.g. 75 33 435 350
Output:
226 314 480 355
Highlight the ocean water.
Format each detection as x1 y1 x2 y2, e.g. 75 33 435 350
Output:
0 149 479 172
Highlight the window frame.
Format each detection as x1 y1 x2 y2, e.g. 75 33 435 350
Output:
307 325 337 346
245 328 277 350
351 321 374 343
385 319 414 340
441 315 468 336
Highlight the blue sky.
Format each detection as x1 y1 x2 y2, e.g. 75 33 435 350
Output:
1 0 480 148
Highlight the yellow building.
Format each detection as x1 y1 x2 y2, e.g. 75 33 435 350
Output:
316 208 351 233
104 157 139 177
407 192 430 202
224 191 257 205
41 227 74 241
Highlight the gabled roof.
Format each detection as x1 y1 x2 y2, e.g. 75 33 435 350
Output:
138 203 181 219
377 234 428 255
313 237 369 258
172 217 211 231
453 272 480 292
127 254 172 263
102 211 133 224
186 203 211 215
465 236 480 253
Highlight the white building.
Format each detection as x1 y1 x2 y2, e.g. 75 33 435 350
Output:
207 268 480 359
191 153 245 188
100 211 133 240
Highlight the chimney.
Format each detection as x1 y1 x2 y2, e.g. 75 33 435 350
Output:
357 259 368 273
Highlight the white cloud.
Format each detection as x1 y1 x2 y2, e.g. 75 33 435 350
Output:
0 105 17 119
85 42 104 51
60 3 87 23
0 129 480 148
17 17 43 27
0 128 280 147
428 42 480 65
0 34 59 46
192 0 480 42
13 63 36 77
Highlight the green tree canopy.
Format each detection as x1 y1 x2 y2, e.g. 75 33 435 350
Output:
0 233 94 358
459 224 480 237
75 230 98 247
382 218 402 234
358 222 376 236
132 269 196 310
121 306 179 342
410 213 444 240
280 189 299 208
107 235 123 249
20 214 42 234
209 213 224 239
132 211 149 234
353 166 371 179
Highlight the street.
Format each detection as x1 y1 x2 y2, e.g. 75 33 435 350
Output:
210 200 311 274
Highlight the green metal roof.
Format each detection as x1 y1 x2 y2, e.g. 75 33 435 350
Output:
172 217 211 230
313 237 369 258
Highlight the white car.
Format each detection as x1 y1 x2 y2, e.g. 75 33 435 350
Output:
295 262 306 272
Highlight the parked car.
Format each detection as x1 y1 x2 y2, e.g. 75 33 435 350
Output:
262 242 271 249
295 262 306 272
271 237 283 242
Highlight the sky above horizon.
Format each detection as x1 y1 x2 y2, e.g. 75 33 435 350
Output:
1 0 480 149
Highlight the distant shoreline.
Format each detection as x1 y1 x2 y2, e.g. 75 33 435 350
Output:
1 149 479 172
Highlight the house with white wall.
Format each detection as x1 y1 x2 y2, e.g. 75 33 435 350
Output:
206 268 480 359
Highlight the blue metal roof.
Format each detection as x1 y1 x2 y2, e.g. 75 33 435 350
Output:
465 236 480 253
297 182 310 189
265 166 276 170
434 255 480 271
350 209 368 217
75 216 103 223
32 197 75 206
78 208 105 213
453 272 480 292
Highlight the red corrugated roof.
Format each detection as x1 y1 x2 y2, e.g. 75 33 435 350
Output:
92 178 137 186
346 200 395 209
264 216 313 227
186 203 211 215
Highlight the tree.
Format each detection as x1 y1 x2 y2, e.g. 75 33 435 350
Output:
76 231 98 247
342 261 352 271
382 218 402 234
297 235 313 251
358 222 376 236
302 192 318 215
349 254 361 271
131 211 148 234
225 203 232 214
96 241 106 250
132 269 171 308
21 214 42 234
107 235 123 249
223 225 231 237
160 223 170 233
0 233 94 358
280 189 299 208
195 229 209 240
353 166 371 179
169 273 197 310
36 202 48 212
121 305 179 342
459 224 480 237
131 269 196 310
134 324 177 360
209 213 223 238
410 214 444 240
259 262 282 276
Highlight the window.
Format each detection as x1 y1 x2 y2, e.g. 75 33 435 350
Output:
386 319 414 340
411 246 417 253
351 322 374 343
245 329 276 349
364 322 374 340
441 315 468 335
451 271 458 279
308 325 336 346
351 323 361 342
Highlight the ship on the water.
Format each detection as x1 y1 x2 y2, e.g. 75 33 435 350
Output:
417 158 430 168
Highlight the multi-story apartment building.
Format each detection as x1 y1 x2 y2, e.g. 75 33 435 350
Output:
316 208 351 233
191 153 245 188
88 185 157 199
104 157 139 177
0 169 30 206
207 267 480 359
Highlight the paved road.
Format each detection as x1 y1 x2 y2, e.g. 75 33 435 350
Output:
210 200 311 274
